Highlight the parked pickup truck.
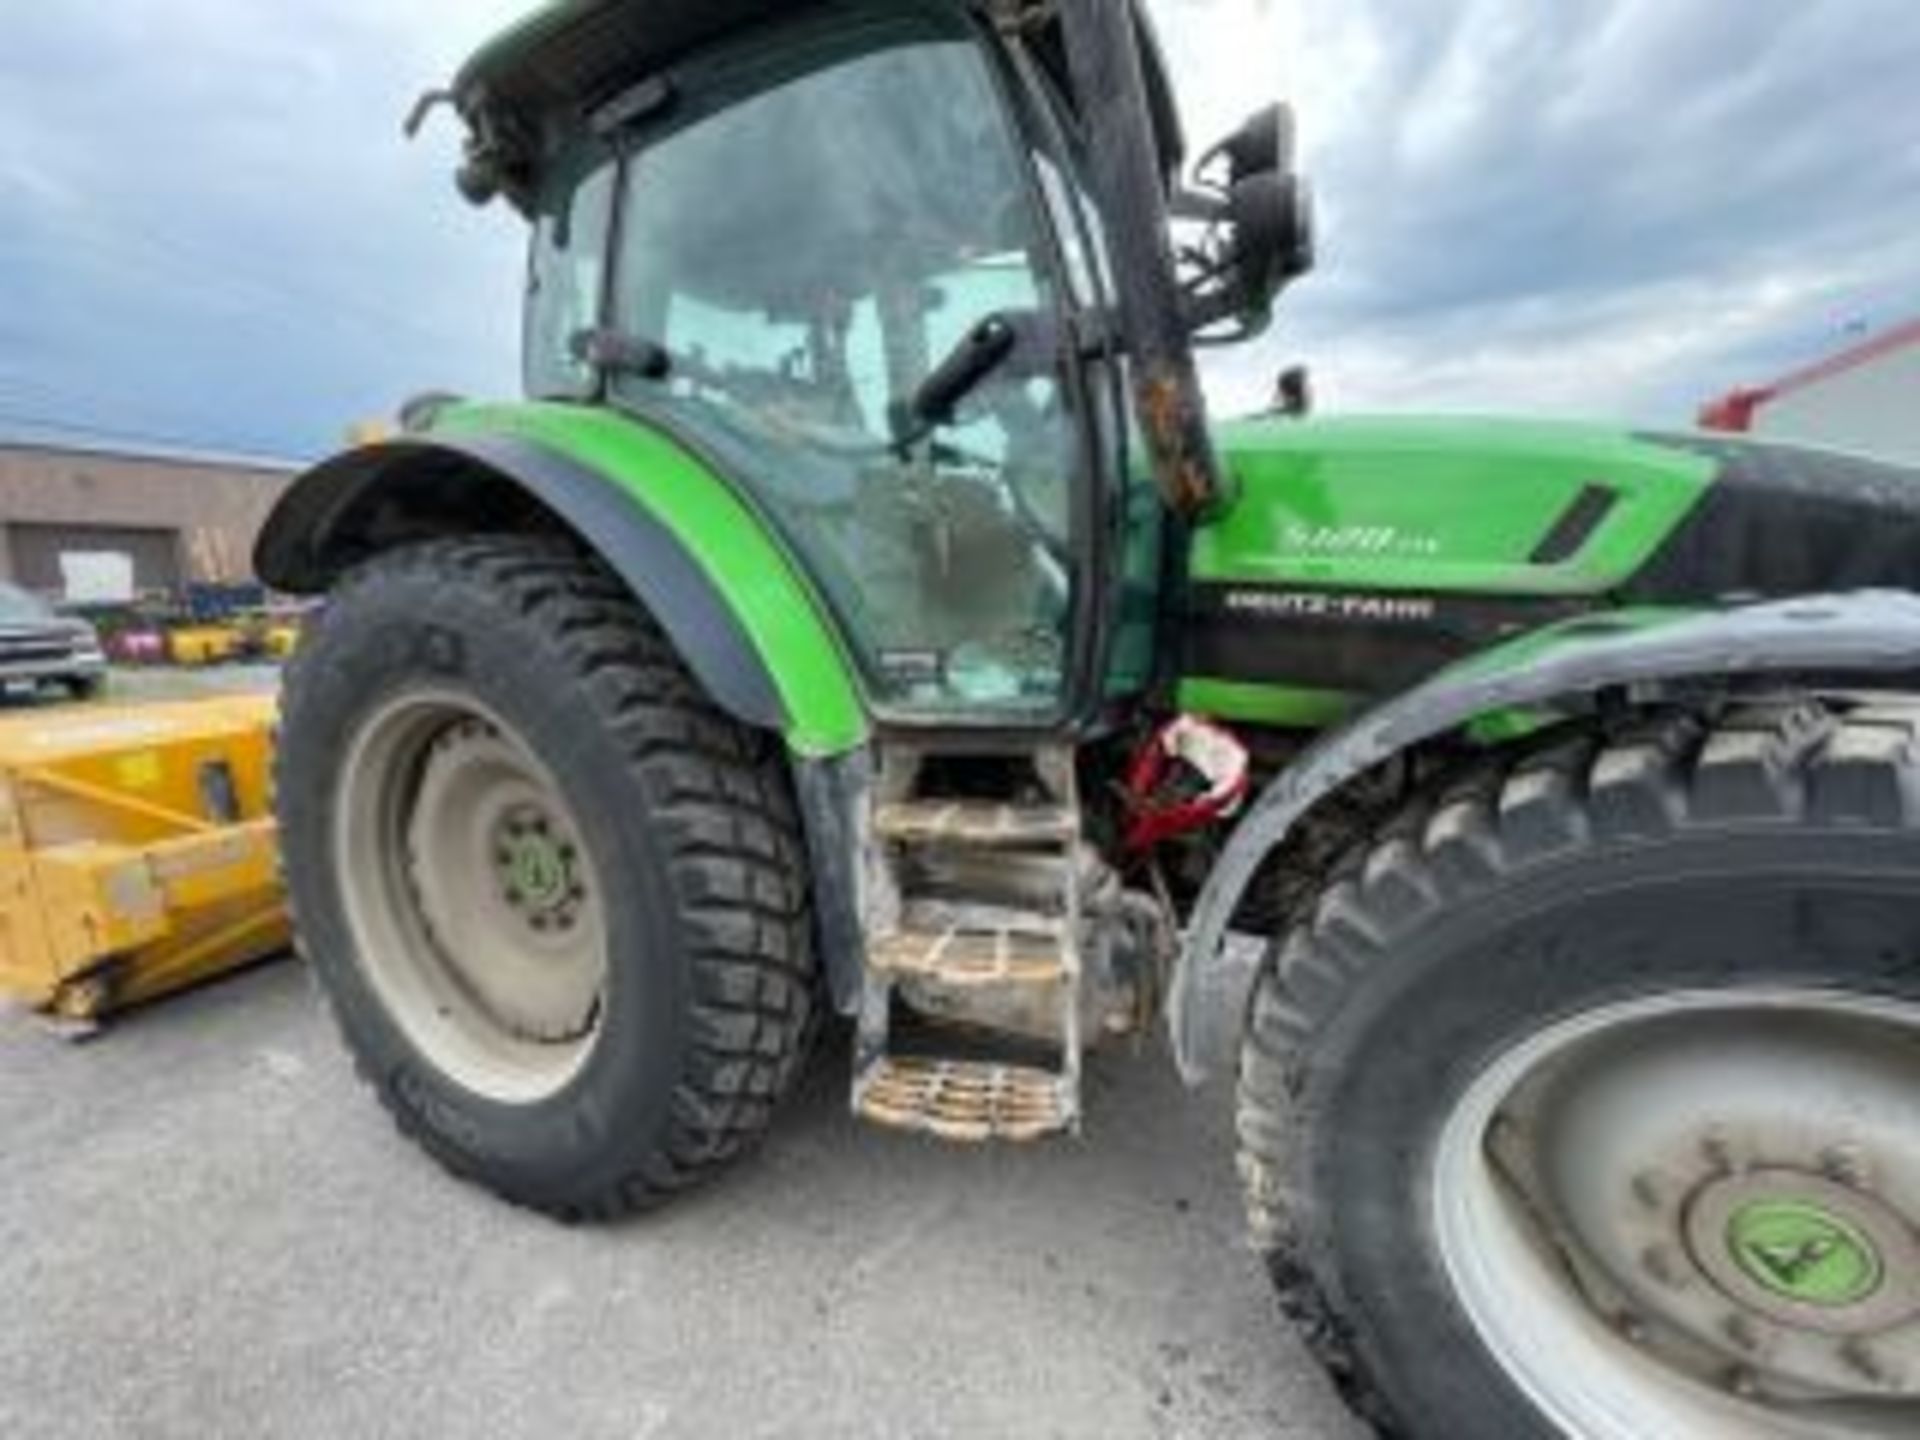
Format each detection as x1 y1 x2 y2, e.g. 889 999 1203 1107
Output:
0 583 107 699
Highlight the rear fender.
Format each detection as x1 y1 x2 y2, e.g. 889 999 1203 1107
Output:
256 406 874 1010
1172 591 1920 1083
254 407 867 758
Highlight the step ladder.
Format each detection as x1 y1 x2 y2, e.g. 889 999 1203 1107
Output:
852 743 1085 1143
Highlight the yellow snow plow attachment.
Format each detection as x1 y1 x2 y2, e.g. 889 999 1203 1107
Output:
0 695 288 1024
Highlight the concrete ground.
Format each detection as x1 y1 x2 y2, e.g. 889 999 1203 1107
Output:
0 663 1362 1439
0 962 1364 1440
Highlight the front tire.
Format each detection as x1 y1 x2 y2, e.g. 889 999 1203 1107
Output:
277 537 817 1219
1237 701 1920 1438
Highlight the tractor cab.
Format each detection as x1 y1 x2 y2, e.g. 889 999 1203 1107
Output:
438 0 1313 724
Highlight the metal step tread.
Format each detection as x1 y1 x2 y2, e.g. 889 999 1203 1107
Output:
873 799 1078 848
853 1057 1075 1142
870 925 1069 986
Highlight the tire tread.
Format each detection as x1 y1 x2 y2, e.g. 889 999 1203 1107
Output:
1234 696 1920 1433
279 536 816 1221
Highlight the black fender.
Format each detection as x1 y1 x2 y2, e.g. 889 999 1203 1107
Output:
1171 590 1920 1083
254 431 787 733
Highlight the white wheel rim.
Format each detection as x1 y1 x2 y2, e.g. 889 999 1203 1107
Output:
333 691 608 1105
1432 988 1920 1439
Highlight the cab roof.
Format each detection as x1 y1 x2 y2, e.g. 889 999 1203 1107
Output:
450 0 1184 201
455 0 805 123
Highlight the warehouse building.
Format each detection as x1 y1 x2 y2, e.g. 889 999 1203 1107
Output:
0 439 298 601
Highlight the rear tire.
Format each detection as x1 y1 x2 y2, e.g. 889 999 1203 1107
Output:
277 536 817 1219
1237 700 1920 1438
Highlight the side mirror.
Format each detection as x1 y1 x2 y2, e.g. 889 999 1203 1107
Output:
1204 102 1296 186
1227 169 1315 302
1177 104 1316 339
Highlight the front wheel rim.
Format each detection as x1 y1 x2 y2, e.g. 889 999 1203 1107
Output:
1433 989 1920 1439
334 691 609 1105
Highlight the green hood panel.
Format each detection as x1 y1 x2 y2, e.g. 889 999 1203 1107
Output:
435 401 868 756
1199 414 1716 596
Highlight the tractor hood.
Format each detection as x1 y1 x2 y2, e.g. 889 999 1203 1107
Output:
1204 413 1920 605
1199 414 1720 601
1182 413 1920 717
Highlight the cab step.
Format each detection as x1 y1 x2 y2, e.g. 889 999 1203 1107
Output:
853 1056 1076 1143
873 798 1079 847
869 925 1070 987
853 741 1087 1144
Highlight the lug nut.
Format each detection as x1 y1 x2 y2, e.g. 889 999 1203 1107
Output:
1840 1339 1895 1387
1726 1366 1760 1399
1820 1145 1869 1190
1632 1172 1670 1212
1642 1245 1686 1288
1701 1131 1736 1176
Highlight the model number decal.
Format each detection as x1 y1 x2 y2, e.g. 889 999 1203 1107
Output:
1222 590 1438 624
1282 524 1441 558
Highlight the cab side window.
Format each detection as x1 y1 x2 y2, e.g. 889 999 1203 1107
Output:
525 161 615 400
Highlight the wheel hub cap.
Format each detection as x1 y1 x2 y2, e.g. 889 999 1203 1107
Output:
1685 1170 1919 1337
1727 1198 1883 1309
496 815 579 920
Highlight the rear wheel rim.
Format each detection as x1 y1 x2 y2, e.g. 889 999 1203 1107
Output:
334 691 608 1105
1432 989 1920 1439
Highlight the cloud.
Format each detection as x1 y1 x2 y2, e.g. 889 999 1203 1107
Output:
0 0 527 457
0 2 1914 455
1156 0 1920 420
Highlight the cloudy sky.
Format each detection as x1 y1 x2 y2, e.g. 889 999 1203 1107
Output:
1 0 1915 460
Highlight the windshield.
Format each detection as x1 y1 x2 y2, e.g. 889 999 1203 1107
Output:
0 583 53 624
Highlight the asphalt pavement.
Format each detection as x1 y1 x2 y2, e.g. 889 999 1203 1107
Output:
0 961 1364 1440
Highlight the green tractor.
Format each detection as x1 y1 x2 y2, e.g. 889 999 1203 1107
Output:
257 3 1920 1435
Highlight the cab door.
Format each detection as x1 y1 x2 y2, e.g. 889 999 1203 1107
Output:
594 6 1103 724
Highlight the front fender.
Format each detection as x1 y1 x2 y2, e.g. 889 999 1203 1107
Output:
1171 590 1920 1083
255 403 867 758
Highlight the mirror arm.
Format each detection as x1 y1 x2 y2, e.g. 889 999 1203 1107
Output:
404 90 456 140
1180 286 1242 335
1167 186 1229 224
